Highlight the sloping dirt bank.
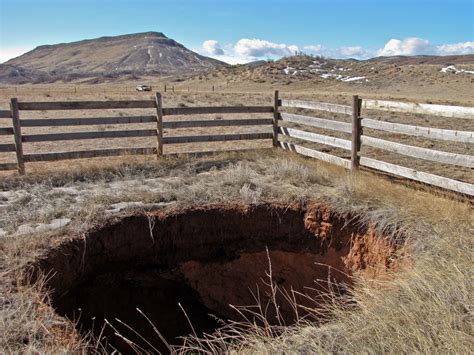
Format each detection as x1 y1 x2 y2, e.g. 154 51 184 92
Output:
30 202 402 353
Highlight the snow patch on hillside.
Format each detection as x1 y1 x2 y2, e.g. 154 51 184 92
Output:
282 60 368 82
341 76 366 82
440 65 474 74
146 48 153 65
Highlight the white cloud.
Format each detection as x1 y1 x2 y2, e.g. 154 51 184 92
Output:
0 46 34 63
304 44 323 53
208 54 248 65
437 41 474 55
304 44 374 59
376 38 474 57
338 46 372 58
234 39 298 59
198 38 300 64
198 37 474 65
377 37 433 56
202 40 224 56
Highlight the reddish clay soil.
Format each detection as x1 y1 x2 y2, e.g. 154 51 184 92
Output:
30 202 402 353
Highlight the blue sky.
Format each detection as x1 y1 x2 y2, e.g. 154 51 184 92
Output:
1 0 473 63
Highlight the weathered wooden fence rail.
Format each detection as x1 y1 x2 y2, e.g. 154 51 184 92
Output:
1 92 473 197
362 99 474 119
0 93 274 174
277 95 474 197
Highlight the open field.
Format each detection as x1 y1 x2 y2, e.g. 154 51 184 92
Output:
0 77 473 354
0 149 472 353
0 84 472 184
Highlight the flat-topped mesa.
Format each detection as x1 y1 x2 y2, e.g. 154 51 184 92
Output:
33 31 169 50
0 31 227 84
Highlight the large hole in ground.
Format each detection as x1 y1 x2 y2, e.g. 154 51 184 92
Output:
32 203 401 353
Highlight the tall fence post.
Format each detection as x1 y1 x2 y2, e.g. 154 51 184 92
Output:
351 95 362 170
155 93 164 157
273 90 280 147
10 98 25 175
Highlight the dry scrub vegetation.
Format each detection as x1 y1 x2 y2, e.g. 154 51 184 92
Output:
1 149 472 353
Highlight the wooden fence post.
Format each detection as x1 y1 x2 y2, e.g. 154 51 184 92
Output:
273 90 280 147
10 98 25 174
351 95 362 170
155 93 164 157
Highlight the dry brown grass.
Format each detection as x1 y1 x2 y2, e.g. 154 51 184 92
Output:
1 147 472 353
178 161 473 354
0 270 86 353
0 78 472 353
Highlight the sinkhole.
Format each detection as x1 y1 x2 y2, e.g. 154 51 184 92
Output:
32 203 401 353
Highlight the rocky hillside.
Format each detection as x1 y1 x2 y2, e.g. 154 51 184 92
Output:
197 54 474 90
0 32 227 84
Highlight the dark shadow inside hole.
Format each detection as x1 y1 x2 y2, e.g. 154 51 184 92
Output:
33 204 399 354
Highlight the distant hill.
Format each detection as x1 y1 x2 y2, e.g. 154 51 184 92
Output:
194 54 474 90
0 32 227 84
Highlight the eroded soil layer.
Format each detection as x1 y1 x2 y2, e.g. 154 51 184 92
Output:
31 203 400 353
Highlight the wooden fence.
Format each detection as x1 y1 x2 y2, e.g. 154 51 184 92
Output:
0 94 274 174
1 92 473 197
0 84 227 95
277 96 474 197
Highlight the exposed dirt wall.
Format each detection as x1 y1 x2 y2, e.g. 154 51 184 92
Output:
30 202 401 352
